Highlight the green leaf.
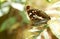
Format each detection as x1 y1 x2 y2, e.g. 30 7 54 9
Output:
46 0 52 3
0 0 6 3
19 11 30 24
0 17 16 32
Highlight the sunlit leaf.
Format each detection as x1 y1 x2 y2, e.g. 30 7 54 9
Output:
11 3 24 11
0 0 6 3
46 0 52 3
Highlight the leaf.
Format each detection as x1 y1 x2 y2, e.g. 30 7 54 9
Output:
19 11 30 24
46 0 52 3
0 0 6 3
11 3 24 11
0 17 16 32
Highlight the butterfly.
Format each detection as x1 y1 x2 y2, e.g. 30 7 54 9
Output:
26 6 50 26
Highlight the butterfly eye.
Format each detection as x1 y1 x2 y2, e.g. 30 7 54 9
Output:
26 6 30 10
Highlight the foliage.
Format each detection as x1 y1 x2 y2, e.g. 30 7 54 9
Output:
0 0 60 39
0 17 16 32
0 0 30 32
